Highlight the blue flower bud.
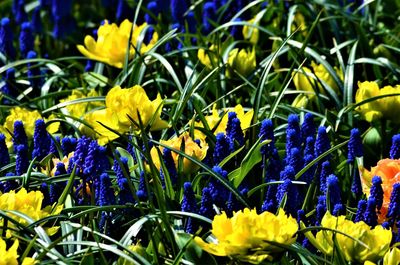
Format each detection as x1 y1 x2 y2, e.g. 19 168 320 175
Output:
145 1 160 25
31 7 43 34
202 2 217 34
13 121 28 152
182 182 198 234
226 112 244 152
348 128 363 163
13 0 28 24
0 18 16 60
0 134 10 167
370 176 383 211
15 144 29 176
390 134 400 159
19 22 34 57
213 133 230 165
301 113 315 143
171 0 188 23
354 199 367 223
315 126 330 159
364 198 378 227
326 174 341 206
32 119 50 160
199 187 214 219
319 161 331 193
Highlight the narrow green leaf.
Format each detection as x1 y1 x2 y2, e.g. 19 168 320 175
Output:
228 139 270 187
58 164 77 206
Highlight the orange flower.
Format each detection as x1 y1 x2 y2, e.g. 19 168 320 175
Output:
150 132 208 174
360 159 400 222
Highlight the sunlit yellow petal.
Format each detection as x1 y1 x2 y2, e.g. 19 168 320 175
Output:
77 19 157 68
308 211 392 263
195 208 297 262
383 247 400 265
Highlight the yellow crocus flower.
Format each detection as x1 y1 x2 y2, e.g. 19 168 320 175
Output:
0 107 59 148
81 108 124 146
2 107 59 138
59 89 103 119
291 12 307 35
105 85 168 131
355 81 384 122
355 81 400 123
0 238 36 265
198 44 220 69
81 85 168 145
292 61 342 100
117 242 149 265
77 20 158 68
194 208 297 263
226 47 256 78
377 85 400 121
0 188 63 237
304 211 391 263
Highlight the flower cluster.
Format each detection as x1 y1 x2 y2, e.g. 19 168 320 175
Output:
59 89 103 118
0 188 63 236
81 85 168 144
195 208 298 263
356 81 400 122
304 211 391 263
0 0 399 264
77 19 158 68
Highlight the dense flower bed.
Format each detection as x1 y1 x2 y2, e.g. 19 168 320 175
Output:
1 0 400 264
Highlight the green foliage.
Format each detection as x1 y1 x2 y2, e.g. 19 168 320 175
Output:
0 0 399 264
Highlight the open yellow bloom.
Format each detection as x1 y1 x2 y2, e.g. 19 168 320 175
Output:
77 20 158 68
293 61 342 100
355 81 384 122
304 211 391 263
0 107 59 148
106 85 168 131
150 132 208 174
60 89 103 118
195 208 297 264
355 81 400 123
81 108 123 146
383 247 400 265
81 85 168 145
193 104 253 141
198 44 220 69
3 107 59 138
0 188 63 236
226 48 256 78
